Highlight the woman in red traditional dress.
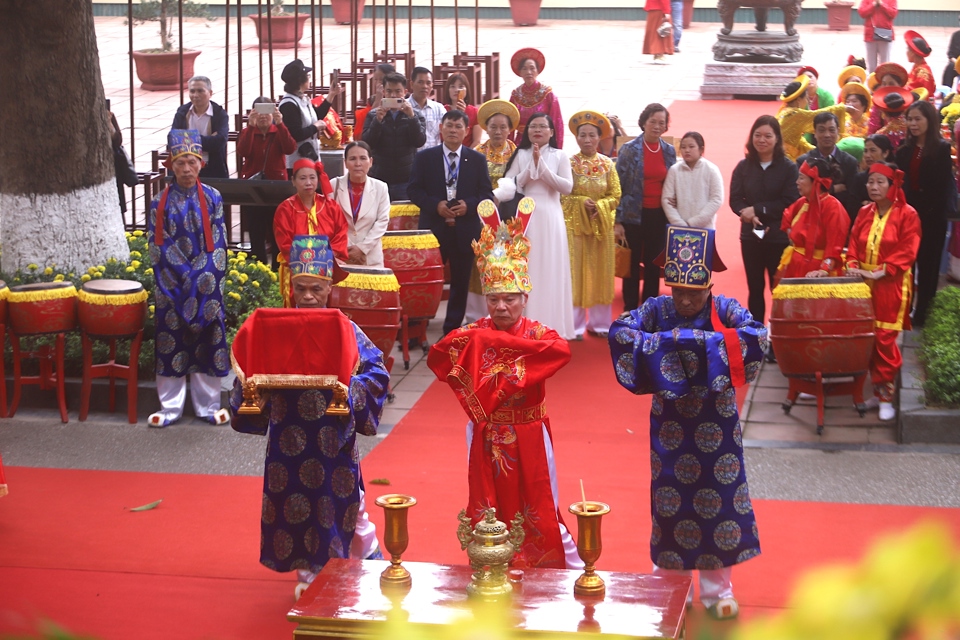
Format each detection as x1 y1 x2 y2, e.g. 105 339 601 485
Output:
642 0 674 63
777 158 851 280
845 163 921 421
508 48 564 148
274 159 349 306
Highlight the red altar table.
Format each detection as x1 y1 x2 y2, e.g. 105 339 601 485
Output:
288 559 691 639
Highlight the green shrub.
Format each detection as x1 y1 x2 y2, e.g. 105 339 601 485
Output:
920 286 960 407
0 233 281 379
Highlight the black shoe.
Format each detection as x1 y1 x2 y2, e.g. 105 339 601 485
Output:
764 349 777 364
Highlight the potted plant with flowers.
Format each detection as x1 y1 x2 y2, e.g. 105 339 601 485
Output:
249 0 310 48
130 0 213 91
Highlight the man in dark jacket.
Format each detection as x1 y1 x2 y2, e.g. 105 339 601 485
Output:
407 110 493 335
362 72 426 201
796 112 860 226
171 75 230 179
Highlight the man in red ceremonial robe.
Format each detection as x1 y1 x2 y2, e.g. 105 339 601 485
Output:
274 159 349 306
845 163 921 421
427 200 582 570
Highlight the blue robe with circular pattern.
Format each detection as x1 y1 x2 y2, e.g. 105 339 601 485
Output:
609 294 767 571
148 182 230 378
229 324 389 574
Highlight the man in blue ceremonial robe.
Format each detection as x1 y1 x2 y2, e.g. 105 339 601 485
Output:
229 235 389 600
608 225 767 620
147 129 230 428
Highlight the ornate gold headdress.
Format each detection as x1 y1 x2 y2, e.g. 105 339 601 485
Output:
472 198 535 295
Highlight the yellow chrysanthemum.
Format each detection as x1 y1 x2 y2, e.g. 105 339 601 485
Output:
130 260 141 269
43 267 53 275
270 272 278 282
252 281 260 288
125 266 135 273
144 268 154 276
130 251 142 259
237 252 248 261
228 291 242 300
27 264 38 270
133 230 144 237
97 266 106 272
81 274 91 283
53 274 64 282
107 257 117 265
229 269 240 278
148 305 155 315
239 273 249 284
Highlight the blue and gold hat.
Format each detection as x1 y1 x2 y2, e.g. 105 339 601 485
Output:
167 129 204 162
660 226 726 289
289 235 334 281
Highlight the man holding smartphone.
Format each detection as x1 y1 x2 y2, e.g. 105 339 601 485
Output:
407 111 494 335
362 72 426 201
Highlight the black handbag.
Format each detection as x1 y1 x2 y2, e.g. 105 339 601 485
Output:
873 27 893 42
497 191 526 221
113 145 139 187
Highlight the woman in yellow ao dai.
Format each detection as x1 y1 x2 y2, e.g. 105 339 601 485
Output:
561 111 622 338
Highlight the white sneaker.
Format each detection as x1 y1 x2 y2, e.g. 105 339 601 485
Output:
797 392 816 401
879 402 896 421
708 597 739 620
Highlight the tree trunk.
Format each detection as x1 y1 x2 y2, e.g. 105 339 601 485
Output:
0 0 128 275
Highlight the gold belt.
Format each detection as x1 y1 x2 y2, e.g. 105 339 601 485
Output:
489 403 546 424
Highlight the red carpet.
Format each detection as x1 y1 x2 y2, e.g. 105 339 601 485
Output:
3 100 958 639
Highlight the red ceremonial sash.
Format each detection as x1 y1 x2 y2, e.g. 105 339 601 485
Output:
711 301 747 388
155 181 215 252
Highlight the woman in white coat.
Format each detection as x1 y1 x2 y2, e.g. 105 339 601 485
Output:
661 131 724 230
330 141 391 267
494 112 576 339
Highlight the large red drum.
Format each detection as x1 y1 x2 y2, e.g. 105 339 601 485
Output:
382 230 444 320
8 282 78 335
769 277 875 377
329 266 402 359
78 279 149 338
0 280 8 325
386 201 420 231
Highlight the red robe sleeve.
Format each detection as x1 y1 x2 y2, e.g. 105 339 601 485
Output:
781 197 803 232
273 197 298 260
846 204 874 270
883 204 922 276
318 196 350 262
820 195 851 270
427 320 571 425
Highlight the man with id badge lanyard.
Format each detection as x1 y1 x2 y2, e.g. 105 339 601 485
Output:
408 110 494 335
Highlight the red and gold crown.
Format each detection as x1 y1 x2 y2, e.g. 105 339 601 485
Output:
472 198 534 295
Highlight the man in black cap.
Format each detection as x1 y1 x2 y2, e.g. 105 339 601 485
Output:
278 59 343 172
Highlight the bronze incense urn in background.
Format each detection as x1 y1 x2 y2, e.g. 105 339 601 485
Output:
456 508 525 601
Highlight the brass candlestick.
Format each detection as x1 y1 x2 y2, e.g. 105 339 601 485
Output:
568 501 611 597
375 494 417 591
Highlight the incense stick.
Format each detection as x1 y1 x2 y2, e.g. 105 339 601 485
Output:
580 479 587 513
